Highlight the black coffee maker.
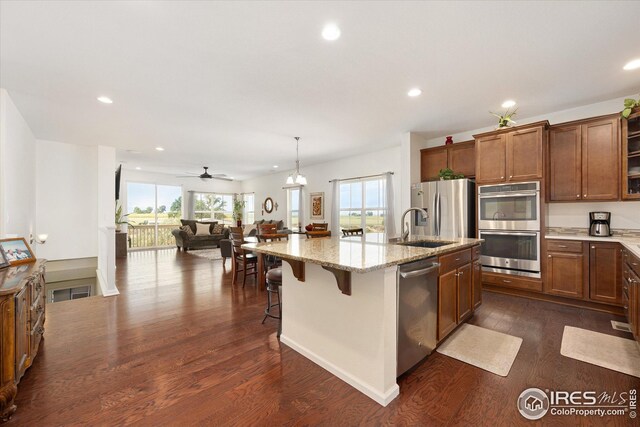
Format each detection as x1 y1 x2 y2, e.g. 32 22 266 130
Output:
589 212 611 237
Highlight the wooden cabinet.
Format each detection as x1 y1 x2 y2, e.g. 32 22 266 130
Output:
472 261 482 309
545 240 586 299
475 134 506 183
622 108 640 200
589 242 622 305
549 115 620 202
474 122 547 184
623 248 640 342
549 125 582 201
508 126 544 181
438 270 458 341
0 261 46 421
449 142 476 178
456 263 472 322
437 246 480 341
420 141 475 181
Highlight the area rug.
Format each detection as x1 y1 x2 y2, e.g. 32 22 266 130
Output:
186 248 223 261
560 326 640 378
436 323 523 377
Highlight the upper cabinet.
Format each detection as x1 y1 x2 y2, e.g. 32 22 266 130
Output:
420 141 475 181
548 115 620 202
474 121 548 184
622 108 640 200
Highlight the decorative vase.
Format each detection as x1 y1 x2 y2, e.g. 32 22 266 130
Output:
445 136 453 145
305 224 313 232
236 220 242 227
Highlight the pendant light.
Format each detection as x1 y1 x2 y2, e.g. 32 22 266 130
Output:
286 137 307 185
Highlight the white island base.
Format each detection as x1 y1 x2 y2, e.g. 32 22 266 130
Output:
279 262 400 406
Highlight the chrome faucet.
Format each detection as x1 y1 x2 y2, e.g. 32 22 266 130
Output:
401 207 429 241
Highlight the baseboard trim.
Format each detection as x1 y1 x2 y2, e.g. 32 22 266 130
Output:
280 334 399 406
96 269 120 297
483 285 624 315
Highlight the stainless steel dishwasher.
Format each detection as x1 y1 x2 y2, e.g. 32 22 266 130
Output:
397 257 440 376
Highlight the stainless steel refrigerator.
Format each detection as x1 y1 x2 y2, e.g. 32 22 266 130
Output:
410 179 476 238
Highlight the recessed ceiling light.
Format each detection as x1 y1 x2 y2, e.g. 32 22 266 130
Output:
273 165 279 168
407 88 422 97
155 147 165 151
135 166 141 170
623 59 640 71
322 23 341 41
97 96 113 104
501 100 516 108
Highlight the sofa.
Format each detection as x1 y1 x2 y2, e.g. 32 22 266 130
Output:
171 219 230 251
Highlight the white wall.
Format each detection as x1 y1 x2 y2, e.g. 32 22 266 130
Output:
35 140 99 260
548 202 640 230
241 146 402 234
0 89 37 241
419 94 637 149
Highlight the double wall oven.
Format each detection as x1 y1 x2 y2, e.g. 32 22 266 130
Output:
478 181 541 278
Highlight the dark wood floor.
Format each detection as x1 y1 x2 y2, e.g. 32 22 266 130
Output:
10 249 639 426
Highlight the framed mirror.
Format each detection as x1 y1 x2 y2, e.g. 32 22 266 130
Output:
264 197 274 214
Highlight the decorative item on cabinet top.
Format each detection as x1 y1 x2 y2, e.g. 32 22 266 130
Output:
445 136 453 145
490 106 518 129
621 95 640 119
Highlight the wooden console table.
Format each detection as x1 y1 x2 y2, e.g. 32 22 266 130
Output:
0 260 46 421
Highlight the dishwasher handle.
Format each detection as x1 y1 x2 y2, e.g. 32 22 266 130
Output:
399 263 440 279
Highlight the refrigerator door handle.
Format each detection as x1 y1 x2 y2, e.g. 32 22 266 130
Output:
435 192 441 236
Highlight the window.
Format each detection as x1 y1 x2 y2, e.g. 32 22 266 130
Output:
243 193 255 224
126 182 182 248
339 178 386 235
287 188 300 230
193 192 234 225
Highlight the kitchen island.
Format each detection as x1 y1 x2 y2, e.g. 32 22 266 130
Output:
242 235 482 406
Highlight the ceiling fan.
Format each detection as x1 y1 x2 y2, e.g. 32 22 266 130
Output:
176 166 233 181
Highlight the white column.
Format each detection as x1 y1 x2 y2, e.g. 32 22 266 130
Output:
96 145 119 296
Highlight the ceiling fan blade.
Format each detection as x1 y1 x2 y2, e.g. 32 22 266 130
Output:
212 176 233 181
176 175 200 178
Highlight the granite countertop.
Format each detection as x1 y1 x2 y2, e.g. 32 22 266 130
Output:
242 235 482 273
545 232 640 258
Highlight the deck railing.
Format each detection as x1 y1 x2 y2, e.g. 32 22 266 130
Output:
127 224 178 248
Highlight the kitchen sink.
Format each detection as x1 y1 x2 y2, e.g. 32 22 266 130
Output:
398 240 455 248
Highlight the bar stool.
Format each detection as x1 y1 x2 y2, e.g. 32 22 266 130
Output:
262 267 282 336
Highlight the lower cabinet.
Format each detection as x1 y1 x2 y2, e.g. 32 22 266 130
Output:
546 241 587 299
472 260 482 309
438 270 458 340
623 248 640 342
437 245 480 342
589 242 623 305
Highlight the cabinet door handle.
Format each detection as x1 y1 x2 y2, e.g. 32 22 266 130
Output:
557 245 568 248
576 194 580 198
459 271 464 276
591 246 595 249
509 175 513 178
503 279 511 283
584 194 587 198
501 176 505 179
548 255 552 258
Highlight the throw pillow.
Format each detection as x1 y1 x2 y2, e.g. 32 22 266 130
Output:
212 223 224 234
180 219 197 234
181 225 194 236
195 222 210 236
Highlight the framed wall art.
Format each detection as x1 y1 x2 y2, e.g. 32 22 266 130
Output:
310 192 324 220
0 237 36 266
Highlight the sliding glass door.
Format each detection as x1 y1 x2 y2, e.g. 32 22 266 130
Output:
126 182 182 248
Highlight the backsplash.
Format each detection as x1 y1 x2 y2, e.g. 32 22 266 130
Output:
546 227 640 238
547 202 640 230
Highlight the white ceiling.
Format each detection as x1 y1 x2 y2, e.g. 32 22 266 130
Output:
1 1 639 180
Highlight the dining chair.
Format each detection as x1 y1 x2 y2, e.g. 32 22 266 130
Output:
305 230 331 239
230 230 258 287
